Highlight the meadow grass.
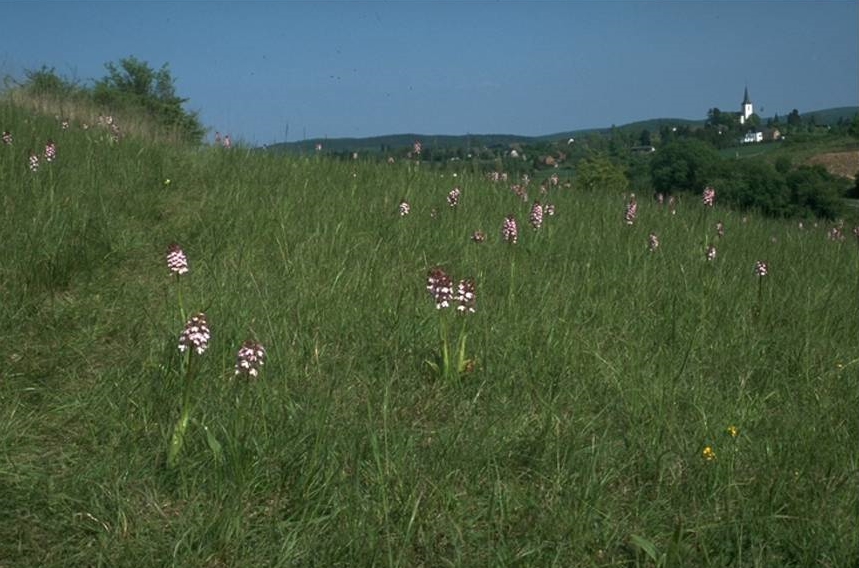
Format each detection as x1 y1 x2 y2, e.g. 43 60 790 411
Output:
1 100 858 567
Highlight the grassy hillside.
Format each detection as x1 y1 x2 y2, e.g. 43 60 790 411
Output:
721 131 859 175
1 99 858 567
540 117 705 142
802 106 859 126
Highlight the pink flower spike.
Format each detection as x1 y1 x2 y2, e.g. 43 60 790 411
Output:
178 313 211 355
625 195 638 225
530 201 544 230
427 268 453 309
44 139 57 162
166 243 189 275
455 278 476 314
447 186 461 208
28 152 39 172
502 215 518 244
235 340 266 379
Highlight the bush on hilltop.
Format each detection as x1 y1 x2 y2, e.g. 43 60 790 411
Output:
6 57 204 144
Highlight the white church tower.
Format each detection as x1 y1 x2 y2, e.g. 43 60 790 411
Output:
739 86 754 125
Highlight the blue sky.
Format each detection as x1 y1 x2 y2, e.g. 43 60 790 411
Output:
3 1 857 144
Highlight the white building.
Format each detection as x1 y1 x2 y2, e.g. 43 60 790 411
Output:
742 131 763 144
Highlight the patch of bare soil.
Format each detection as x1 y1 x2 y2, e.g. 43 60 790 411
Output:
806 151 859 180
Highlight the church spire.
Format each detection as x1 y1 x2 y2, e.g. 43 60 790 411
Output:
740 86 754 124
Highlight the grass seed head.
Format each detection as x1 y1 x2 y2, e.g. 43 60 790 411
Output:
110 123 121 143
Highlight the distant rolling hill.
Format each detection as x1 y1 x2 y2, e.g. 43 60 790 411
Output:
801 106 859 126
262 107 857 154
264 133 536 154
538 118 705 142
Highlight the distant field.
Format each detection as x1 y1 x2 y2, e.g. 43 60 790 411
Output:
722 134 859 176
719 142 782 159
1 100 857 567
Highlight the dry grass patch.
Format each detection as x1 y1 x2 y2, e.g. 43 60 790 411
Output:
806 150 859 180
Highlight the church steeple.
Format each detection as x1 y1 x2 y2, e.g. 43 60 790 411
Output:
740 86 754 125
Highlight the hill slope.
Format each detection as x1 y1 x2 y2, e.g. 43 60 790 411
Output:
1 99 858 567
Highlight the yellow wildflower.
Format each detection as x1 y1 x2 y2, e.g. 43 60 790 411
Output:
727 425 739 438
702 446 716 461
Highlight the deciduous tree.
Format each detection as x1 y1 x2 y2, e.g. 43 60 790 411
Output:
576 155 628 193
93 56 204 143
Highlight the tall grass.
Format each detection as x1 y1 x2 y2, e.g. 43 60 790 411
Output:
1 99 857 567
4 88 198 145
